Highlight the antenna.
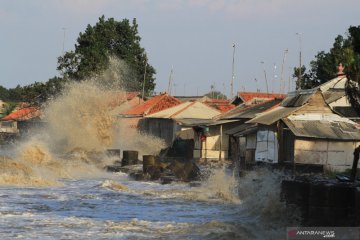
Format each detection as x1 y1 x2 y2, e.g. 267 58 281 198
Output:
231 43 236 98
288 67 292 92
280 49 288 93
296 33 302 90
222 83 226 99
141 58 148 100
167 66 174 95
62 27 66 55
273 63 277 93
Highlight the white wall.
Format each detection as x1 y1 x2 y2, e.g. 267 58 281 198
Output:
294 139 360 172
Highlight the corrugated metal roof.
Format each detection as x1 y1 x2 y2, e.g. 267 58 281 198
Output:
333 106 360 118
283 118 360 140
319 76 347 92
177 119 238 127
224 123 255 135
233 125 258 137
218 99 282 120
145 101 221 119
246 106 301 125
322 89 346 104
281 89 316 107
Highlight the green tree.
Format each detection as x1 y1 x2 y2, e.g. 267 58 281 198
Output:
205 91 227 100
0 76 66 105
7 85 24 102
0 85 9 100
294 28 357 88
57 16 156 93
293 25 360 113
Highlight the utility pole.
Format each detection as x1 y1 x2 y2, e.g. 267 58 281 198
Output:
296 33 302 90
280 49 288 93
167 66 174 95
231 43 236 98
261 61 269 95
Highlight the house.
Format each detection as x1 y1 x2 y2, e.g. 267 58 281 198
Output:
220 98 284 163
119 93 182 128
203 99 235 113
0 106 43 137
231 91 286 106
174 96 209 102
109 91 144 117
175 95 235 113
138 101 222 159
176 95 287 162
245 89 360 172
319 73 360 123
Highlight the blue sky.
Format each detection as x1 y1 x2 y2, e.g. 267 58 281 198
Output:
1 0 360 97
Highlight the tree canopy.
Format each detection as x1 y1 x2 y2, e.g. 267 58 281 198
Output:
204 91 227 100
295 25 360 90
57 16 156 93
0 16 156 106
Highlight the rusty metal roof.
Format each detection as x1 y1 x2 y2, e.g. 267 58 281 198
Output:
283 118 360 140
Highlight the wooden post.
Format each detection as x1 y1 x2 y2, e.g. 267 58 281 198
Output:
350 146 360 182
219 124 223 161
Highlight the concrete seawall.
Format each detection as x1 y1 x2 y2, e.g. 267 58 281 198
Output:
282 178 360 226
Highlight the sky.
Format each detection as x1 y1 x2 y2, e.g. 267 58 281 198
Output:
1 0 360 97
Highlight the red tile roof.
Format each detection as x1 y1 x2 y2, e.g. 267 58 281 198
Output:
123 93 182 116
204 99 235 113
1 107 41 121
238 92 286 103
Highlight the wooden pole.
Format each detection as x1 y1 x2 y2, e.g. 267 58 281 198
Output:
350 146 360 182
219 125 223 161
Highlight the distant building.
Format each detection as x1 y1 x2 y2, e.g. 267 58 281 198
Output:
0 106 43 137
